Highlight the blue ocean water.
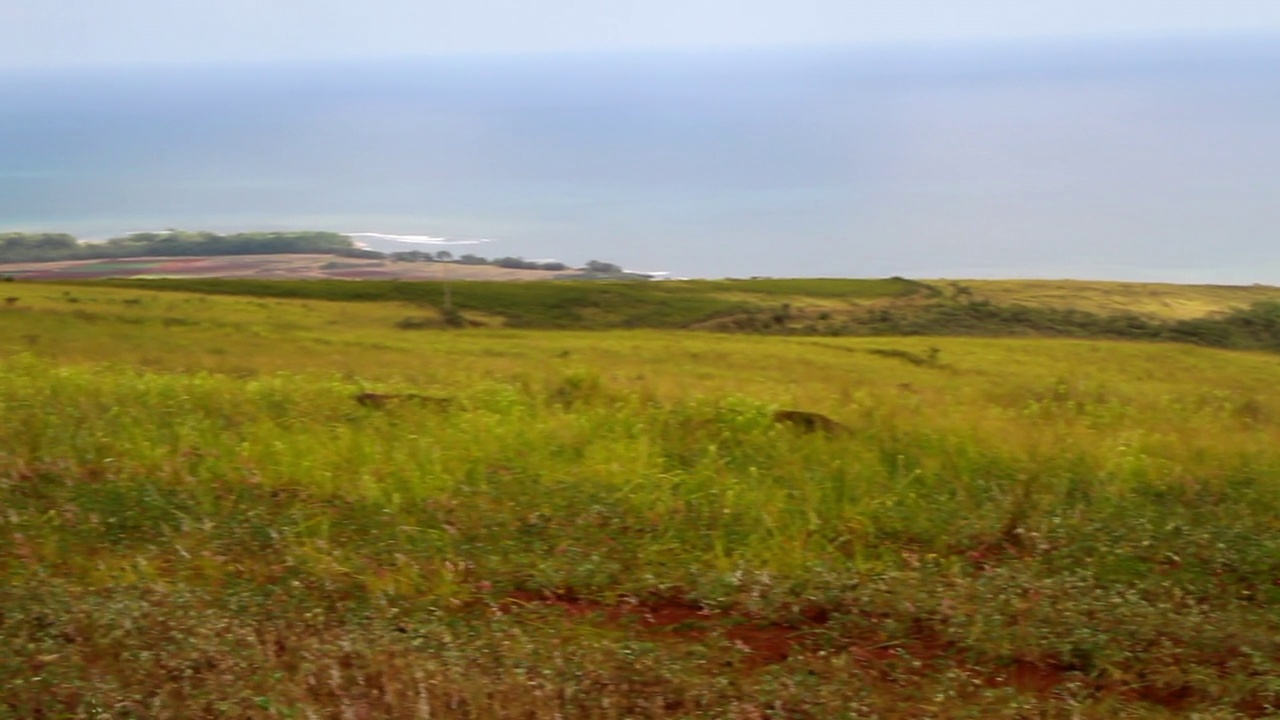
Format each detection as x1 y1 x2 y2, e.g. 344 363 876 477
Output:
2 39 1278 280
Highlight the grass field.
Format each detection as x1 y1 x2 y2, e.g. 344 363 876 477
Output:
4 280 1280 718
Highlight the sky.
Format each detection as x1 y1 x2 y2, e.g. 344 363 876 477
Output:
2 0 1279 68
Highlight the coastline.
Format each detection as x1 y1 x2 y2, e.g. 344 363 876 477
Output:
0 254 569 281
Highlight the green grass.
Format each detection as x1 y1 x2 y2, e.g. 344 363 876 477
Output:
83 276 1280 357
3 282 1280 717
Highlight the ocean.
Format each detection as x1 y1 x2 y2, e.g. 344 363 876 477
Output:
1 38 1277 281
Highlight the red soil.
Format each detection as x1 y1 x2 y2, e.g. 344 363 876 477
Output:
501 591 814 668
491 591 1256 713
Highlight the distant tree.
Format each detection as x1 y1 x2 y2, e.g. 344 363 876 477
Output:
390 251 436 262
435 250 454 261
494 256 551 270
0 233 79 262
585 260 624 275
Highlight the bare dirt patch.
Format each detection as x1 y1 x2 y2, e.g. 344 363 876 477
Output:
491 592 1274 714
499 591 820 668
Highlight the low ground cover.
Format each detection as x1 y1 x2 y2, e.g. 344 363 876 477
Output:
3 283 1280 717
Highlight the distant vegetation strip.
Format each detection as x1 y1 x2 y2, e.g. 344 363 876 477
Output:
86 276 1280 351
0 230 642 278
93 277 925 329
0 230 365 263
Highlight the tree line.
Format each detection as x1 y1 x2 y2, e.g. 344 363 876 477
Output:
0 231 370 264
386 250 569 272
387 252 634 277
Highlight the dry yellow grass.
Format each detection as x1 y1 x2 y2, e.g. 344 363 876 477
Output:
949 278 1280 320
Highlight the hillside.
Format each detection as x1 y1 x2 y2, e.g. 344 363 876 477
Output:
3 281 1280 716
8 253 1280 329
37 274 1278 353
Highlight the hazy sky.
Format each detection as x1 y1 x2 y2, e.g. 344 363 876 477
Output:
3 0 1279 67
